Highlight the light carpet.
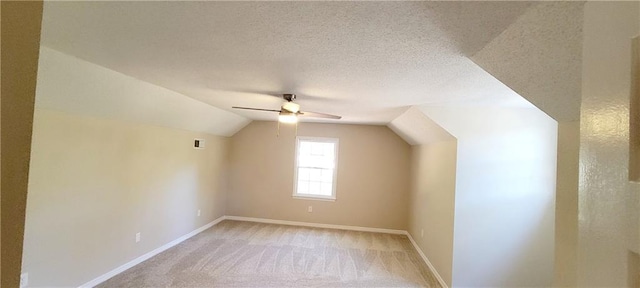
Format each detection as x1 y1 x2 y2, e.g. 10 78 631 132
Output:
98 220 442 287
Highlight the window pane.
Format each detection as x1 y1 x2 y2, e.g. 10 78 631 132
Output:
297 180 309 194
298 141 335 168
311 143 324 155
298 168 310 181
299 142 311 156
320 183 333 196
309 182 321 195
321 169 333 182
309 168 322 182
325 145 334 159
299 155 333 168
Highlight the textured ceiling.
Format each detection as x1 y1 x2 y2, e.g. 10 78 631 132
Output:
472 1 584 122
388 107 455 145
40 1 535 125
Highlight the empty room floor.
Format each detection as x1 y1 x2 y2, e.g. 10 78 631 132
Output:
99 220 442 287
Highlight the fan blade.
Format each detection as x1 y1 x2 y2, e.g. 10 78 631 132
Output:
232 106 281 113
299 111 342 119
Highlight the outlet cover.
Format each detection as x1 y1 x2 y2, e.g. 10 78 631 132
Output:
135 232 141 243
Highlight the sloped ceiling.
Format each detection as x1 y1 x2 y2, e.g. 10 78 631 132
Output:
472 1 584 122
388 107 455 145
388 57 536 145
39 1 535 128
36 47 250 136
420 1 535 56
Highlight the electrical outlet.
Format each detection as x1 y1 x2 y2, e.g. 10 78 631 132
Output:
197 209 201 217
20 272 28 288
135 232 141 243
308 206 312 213
421 229 424 238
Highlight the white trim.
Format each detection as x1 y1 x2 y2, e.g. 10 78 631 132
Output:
292 195 336 202
224 215 405 235
405 232 449 288
78 216 226 288
293 136 339 200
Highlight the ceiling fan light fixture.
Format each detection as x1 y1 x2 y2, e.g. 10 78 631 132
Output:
282 102 300 113
278 113 298 124
232 94 341 122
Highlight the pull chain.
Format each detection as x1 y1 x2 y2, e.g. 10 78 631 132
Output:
275 120 298 138
277 120 281 137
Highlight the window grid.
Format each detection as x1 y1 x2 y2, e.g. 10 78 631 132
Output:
293 137 338 200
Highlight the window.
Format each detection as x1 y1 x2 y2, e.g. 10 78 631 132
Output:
294 137 339 200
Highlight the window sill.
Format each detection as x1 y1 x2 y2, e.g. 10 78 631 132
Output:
292 195 336 202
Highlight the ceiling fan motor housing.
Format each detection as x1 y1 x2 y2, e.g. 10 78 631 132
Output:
283 94 296 102
232 93 341 119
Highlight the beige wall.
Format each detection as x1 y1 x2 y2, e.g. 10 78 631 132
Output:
553 121 580 287
1 2 43 287
578 2 639 286
408 141 456 286
21 109 230 286
227 121 411 230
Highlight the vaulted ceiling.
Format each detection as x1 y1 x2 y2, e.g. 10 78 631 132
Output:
40 1 538 127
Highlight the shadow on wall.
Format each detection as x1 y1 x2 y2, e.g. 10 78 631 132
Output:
417 105 557 287
452 126 557 286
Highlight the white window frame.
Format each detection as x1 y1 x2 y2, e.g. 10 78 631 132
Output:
293 136 339 201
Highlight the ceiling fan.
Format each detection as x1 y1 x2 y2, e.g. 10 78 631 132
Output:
232 94 342 123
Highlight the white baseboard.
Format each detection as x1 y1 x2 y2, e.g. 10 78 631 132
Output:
79 216 226 288
79 215 447 288
405 232 449 288
224 215 406 235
